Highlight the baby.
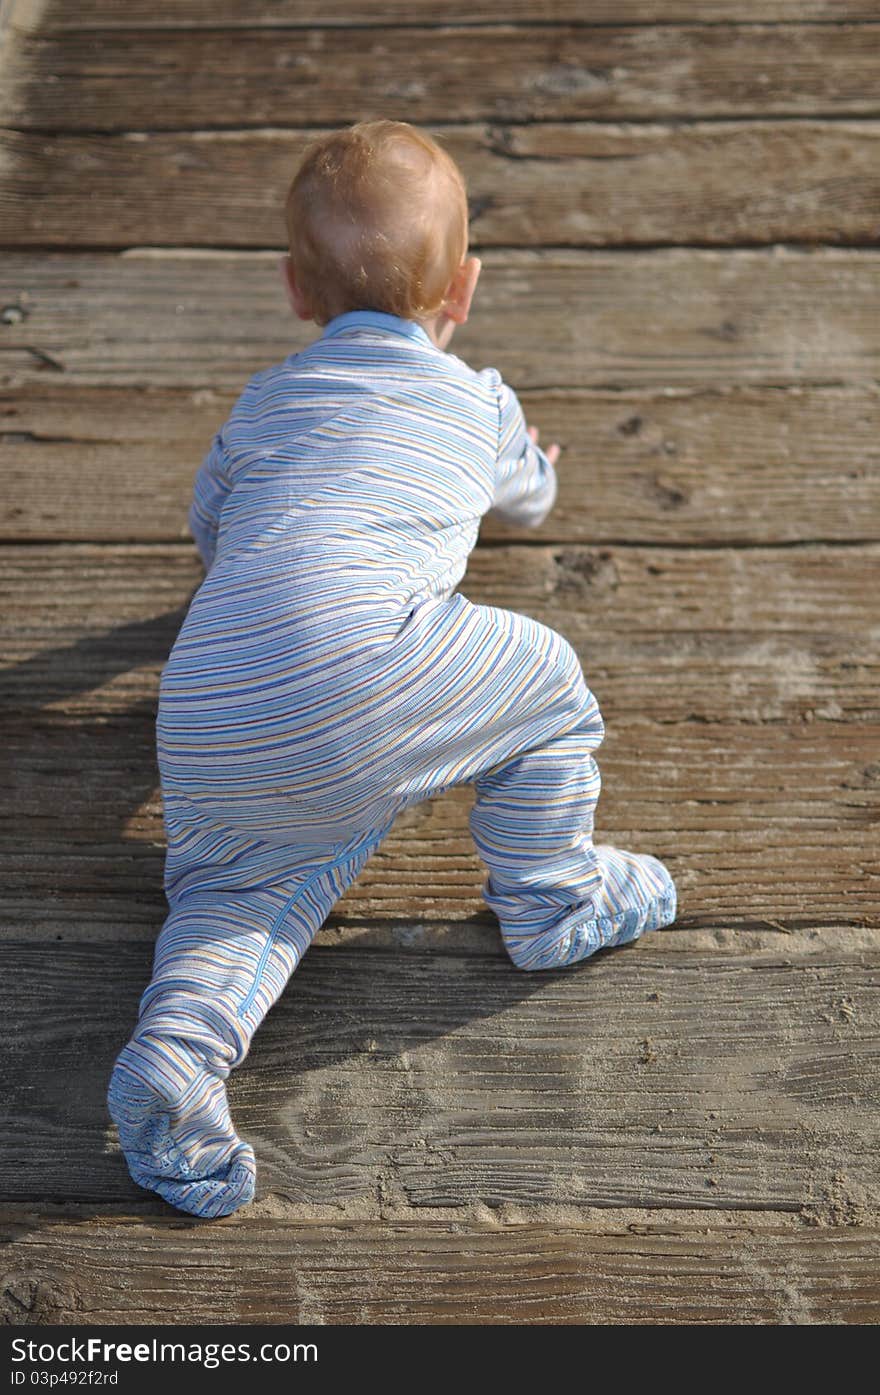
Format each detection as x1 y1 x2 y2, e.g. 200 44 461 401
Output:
107 119 677 1219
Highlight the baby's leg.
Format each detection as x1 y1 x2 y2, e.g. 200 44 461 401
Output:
470 697 677 970
377 595 676 971
108 824 381 1218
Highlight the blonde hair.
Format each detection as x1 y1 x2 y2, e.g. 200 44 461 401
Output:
284 120 469 326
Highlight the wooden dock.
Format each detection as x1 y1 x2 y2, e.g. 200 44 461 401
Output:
1 0 878 1325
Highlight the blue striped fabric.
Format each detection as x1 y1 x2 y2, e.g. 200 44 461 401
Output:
107 308 677 1217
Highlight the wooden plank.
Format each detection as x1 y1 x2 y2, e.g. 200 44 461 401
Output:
4 543 878 718
2 543 877 929
5 28 880 132
4 712 878 931
15 4 880 33
1 942 878 1215
2 542 878 929
4 122 880 250
1 1212 878 1325
3 383 879 545
3 248 880 389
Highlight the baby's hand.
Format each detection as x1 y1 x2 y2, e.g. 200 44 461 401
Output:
528 424 561 466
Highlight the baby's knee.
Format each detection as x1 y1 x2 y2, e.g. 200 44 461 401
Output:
545 631 603 736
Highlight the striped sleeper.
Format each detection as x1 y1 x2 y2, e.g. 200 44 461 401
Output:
107 308 677 1218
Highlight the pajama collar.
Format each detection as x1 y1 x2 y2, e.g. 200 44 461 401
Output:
319 308 436 349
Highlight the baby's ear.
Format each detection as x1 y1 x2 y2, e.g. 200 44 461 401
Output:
453 256 481 323
278 254 295 310
278 255 314 321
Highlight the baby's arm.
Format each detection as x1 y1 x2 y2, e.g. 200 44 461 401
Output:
487 374 559 528
189 428 233 570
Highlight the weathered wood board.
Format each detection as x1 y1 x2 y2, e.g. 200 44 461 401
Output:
4 123 880 249
1 943 877 1215
2 1212 878 1325
3 384 880 546
4 715 878 930
3 543 877 927
5 544 878 721
11 3 878 33
4 28 880 130
4 249 879 389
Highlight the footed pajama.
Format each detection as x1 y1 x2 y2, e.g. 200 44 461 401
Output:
108 309 677 1217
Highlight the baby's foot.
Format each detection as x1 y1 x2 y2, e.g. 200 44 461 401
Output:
591 844 677 947
107 1033 256 1219
548 847 676 965
502 848 677 969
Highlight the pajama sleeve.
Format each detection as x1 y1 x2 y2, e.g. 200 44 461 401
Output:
487 372 557 528
188 428 233 570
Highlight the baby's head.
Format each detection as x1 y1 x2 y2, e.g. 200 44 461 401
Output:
281 120 479 339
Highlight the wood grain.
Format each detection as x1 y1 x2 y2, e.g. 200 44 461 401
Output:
3 383 879 545
3 122 879 249
3 249 880 389
5 27 880 131
1 942 878 1219
1 1212 878 1325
